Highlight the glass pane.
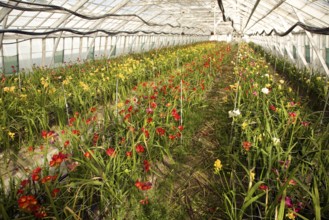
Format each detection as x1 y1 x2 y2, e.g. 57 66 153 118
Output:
305 45 311 63
3 55 19 75
87 47 95 60
55 50 64 64
326 48 329 68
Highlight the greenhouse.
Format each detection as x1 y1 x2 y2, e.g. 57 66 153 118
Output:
1 0 329 219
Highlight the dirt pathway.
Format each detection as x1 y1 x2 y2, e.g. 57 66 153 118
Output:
148 48 238 220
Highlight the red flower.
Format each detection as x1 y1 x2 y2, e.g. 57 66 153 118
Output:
136 144 145 153
147 117 153 123
17 189 24 195
172 109 181 121
20 179 29 188
69 117 76 126
140 197 149 205
124 113 131 120
289 112 297 118
178 125 184 131
49 152 68 167
64 140 70 147
18 195 38 212
93 133 99 145
41 175 57 183
72 130 80 135
90 107 97 112
141 127 150 138
269 105 276 112
135 180 152 190
84 151 92 158
169 134 176 140
259 184 269 191
126 151 132 157
106 148 116 157
143 160 150 172
301 121 310 127
150 102 157 108
242 141 252 151
41 130 47 139
28 146 34 152
51 188 60 197
156 127 166 136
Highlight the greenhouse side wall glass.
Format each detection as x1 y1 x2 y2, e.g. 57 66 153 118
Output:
0 0 329 219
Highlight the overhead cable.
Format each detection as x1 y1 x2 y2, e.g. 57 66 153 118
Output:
2 0 202 32
0 28 206 36
248 22 329 36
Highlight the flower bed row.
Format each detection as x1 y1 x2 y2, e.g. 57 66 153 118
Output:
249 42 329 115
214 43 329 219
0 42 232 219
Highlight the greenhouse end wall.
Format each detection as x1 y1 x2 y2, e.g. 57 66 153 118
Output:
0 35 209 74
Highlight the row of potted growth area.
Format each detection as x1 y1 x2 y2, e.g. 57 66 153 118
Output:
0 42 232 219
213 43 329 219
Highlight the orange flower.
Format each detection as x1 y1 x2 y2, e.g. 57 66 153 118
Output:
242 141 252 151
135 180 152 191
49 152 68 167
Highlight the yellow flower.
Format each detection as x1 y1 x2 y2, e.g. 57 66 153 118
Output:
8 131 15 139
79 81 90 91
279 80 284 84
3 86 15 93
222 96 228 103
250 170 255 182
214 159 222 173
117 73 125 80
288 87 292 92
241 121 248 130
117 102 124 108
265 83 271 88
286 210 295 219
62 79 70 85
20 94 27 99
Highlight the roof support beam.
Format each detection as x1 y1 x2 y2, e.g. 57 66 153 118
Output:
243 0 260 31
85 0 131 60
245 0 286 32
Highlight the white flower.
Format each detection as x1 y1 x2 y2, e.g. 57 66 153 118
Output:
261 88 269 94
272 137 280 145
228 109 241 118
279 80 284 84
264 74 269 78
